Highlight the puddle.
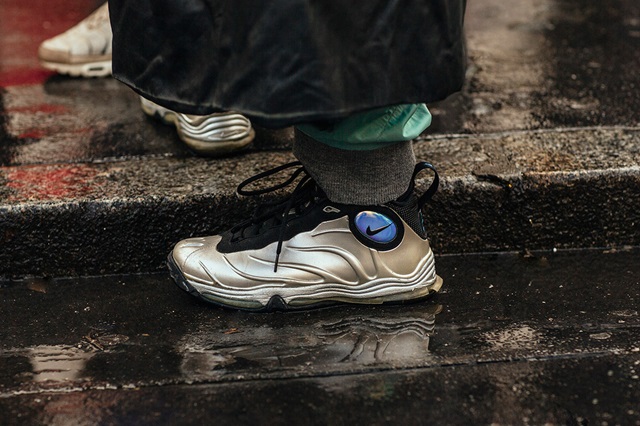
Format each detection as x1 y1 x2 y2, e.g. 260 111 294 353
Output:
25 277 50 294
177 304 443 379
318 312 439 363
3 339 124 388
28 345 95 383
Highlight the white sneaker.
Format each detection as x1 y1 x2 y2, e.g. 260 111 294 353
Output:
140 97 255 156
38 3 112 77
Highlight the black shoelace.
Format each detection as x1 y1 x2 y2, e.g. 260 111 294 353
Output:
233 161 319 272
232 161 439 273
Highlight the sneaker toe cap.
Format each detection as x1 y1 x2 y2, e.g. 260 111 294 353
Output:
172 236 223 276
38 40 71 62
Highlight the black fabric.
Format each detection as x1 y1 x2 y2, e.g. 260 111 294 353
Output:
388 194 428 239
109 0 466 128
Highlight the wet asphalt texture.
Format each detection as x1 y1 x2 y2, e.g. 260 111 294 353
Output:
0 0 639 424
2 249 640 425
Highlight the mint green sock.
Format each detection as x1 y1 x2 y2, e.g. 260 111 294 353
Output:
296 104 431 151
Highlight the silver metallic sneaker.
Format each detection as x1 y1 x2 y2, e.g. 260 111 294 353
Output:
167 161 442 311
140 97 255 156
38 3 112 77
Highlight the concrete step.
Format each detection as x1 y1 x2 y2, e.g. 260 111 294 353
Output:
2 127 639 278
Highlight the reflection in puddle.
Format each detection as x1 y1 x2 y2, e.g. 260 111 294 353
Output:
29 345 94 383
319 313 440 363
178 304 442 379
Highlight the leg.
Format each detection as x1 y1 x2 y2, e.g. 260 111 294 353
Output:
295 104 431 204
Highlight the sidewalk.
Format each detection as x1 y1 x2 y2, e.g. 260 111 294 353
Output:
2 249 639 424
0 0 639 424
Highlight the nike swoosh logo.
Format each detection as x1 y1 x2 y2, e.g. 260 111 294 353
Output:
366 223 392 236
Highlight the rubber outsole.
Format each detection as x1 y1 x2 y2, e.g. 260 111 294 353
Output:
167 251 442 313
39 60 112 78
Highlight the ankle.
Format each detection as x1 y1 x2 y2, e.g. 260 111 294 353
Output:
293 129 416 205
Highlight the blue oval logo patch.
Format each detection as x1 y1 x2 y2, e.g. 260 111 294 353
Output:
354 211 398 243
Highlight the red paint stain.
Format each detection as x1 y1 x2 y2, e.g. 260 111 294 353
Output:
7 104 69 114
6 124 93 145
0 69 56 88
6 165 99 201
17 129 48 139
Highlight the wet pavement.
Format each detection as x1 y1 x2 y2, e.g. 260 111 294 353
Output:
1 248 640 424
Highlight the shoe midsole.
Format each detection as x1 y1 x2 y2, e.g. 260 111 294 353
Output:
40 60 112 77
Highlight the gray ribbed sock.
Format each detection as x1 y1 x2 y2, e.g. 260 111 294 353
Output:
293 129 416 205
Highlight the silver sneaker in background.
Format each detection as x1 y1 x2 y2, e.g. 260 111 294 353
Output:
140 97 255 156
38 2 112 77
